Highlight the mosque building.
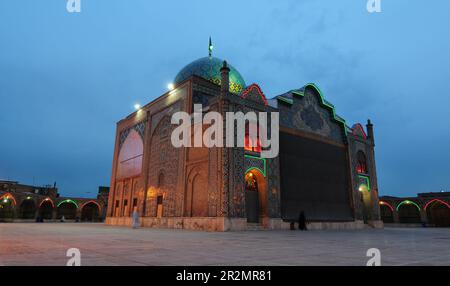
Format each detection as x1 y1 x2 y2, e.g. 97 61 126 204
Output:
106 41 382 231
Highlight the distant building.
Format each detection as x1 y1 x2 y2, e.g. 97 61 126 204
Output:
379 192 450 226
97 186 110 219
106 43 382 231
0 180 108 222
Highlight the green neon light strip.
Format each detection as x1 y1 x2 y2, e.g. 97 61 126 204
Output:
57 199 78 208
244 154 267 177
346 126 353 134
358 175 370 191
396 200 421 211
276 96 293 105
292 83 348 135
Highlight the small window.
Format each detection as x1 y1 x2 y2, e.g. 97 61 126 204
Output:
158 173 165 187
357 151 368 174
133 198 138 207
115 200 119 208
123 199 128 206
157 195 163 205
244 122 262 153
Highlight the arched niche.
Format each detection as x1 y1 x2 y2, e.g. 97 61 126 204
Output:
117 129 144 179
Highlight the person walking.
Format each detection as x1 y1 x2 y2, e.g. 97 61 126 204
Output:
132 210 140 229
298 211 307 231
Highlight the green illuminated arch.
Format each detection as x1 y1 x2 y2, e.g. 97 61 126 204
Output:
358 175 371 191
245 167 266 178
57 199 78 208
396 200 420 212
244 155 266 177
276 96 293 105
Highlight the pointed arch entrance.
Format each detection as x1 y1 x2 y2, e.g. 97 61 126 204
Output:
397 201 421 223
57 200 78 219
245 169 268 223
425 199 450 227
358 184 371 223
0 193 16 221
185 167 208 217
379 201 394 223
20 198 36 219
81 201 101 222
39 199 54 220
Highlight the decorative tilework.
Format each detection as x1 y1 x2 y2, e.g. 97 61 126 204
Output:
358 174 371 191
174 57 246 94
244 155 266 177
119 121 146 147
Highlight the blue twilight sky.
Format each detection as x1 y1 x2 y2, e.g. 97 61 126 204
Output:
0 0 449 198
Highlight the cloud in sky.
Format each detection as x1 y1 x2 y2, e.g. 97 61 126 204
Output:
0 0 449 197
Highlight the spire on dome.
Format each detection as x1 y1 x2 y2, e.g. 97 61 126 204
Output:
208 37 213 58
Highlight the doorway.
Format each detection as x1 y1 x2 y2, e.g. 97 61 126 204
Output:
359 184 371 223
245 169 267 223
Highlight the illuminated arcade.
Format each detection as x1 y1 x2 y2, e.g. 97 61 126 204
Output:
379 193 450 227
0 180 108 222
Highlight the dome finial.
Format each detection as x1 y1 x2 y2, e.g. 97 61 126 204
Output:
208 37 213 59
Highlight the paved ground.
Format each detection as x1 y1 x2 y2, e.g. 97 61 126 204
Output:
1 223 449 266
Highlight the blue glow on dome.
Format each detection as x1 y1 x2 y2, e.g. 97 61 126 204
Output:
174 57 246 94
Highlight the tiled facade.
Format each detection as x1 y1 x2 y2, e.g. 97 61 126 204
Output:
106 57 382 231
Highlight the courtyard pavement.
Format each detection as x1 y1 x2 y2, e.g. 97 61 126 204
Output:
0 223 449 266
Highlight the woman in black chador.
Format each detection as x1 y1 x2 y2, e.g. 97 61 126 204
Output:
298 211 307 231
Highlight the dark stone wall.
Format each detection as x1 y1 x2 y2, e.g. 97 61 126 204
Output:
279 131 353 221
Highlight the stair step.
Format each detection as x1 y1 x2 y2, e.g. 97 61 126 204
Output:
247 223 264 231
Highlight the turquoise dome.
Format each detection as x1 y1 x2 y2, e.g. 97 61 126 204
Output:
174 57 246 94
